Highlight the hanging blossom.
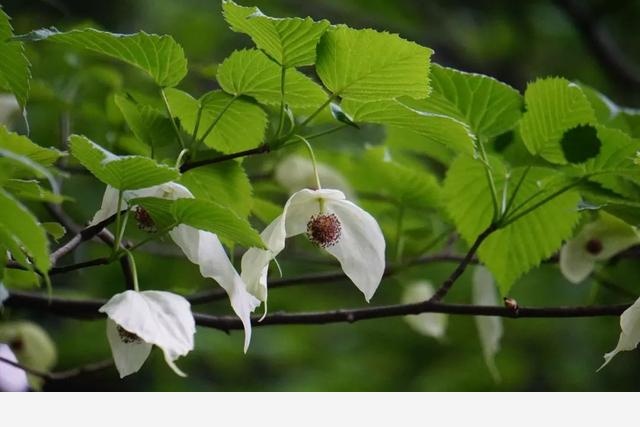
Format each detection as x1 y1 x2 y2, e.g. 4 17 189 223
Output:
599 296 640 371
91 183 260 352
0 343 29 392
402 281 447 340
559 212 640 284
241 188 386 305
99 290 195 378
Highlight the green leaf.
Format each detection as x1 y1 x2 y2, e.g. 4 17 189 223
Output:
114 94 175 153
0 126 61 166
68 134 179 190
0 189 50 273
17 28 187 87
165 88 267 154
3 179 65 203
222 0 330 67
520 77 596 164
216 49 327 109
133 196 264 248
316 25 433 101
401 64 523 139
41 222 66 241
560 125 601 164
579 83 640 138
0 8 30 107
128 197 177 232
342 99 474 154
179 162 253 219
444 155 580 293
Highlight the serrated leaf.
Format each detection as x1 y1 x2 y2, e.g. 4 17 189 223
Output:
316 25 432 101
17 28 187 87
520 77 596 164
222 0 330 67
68 134 179 190
342 99 474 154
3 179 64 203
0 189 49 274
444 155 580 293
165 88 267 154
0 126 61 166
114 94 175 153
401 64 523 139
579 83 640 138
0 9 30 107
179 162 253 219
128 197 177 232
216 49 327 108
133 196 264 248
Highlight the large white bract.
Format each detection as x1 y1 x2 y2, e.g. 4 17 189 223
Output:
241 188 385 305
0 343 29 392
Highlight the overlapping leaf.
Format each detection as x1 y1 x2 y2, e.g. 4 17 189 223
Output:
0 9 30 107
316 25 432 101
114 94 175 152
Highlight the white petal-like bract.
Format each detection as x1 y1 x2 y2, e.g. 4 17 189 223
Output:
0 343 29 392
472 266 503 382
402 281 447 339
599 295 640 371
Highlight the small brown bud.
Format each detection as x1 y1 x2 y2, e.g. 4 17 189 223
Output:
503 297 519 313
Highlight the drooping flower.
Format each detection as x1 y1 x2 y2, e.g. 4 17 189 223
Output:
472 266 503 382
560 212 640 284
241 188 385 304
275 155 354 198
99 290 195 378
598 295 640 371
91 183 260 352
0 343 29 392
402 281 447 340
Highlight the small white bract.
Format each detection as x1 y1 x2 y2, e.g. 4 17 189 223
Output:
402 281 447 339
91 183 259 352
241 188 385 305
559 212 640 284
0 343 29 392
599 295 640 371
99 290 195 378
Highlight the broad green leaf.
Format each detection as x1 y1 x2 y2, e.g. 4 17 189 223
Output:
401 64 523 139
165 88 267 154
216 49 327 108
133 196 264 248
68 134 179 190
0 126 61 165
3 179 64 203
222 0 330 67
0 9 30 107
17 28 187 87
251 197 282 224
520 77 596 164
385 126 456 166
342 99 474 154
316 25 432 101
580 83 640 138
41 222 66 241
0 189 50 274
128 197 176 232
444 155 580 293
114 94 175 153
179 162 253 219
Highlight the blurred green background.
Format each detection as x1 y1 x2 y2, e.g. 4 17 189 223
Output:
1 0 640 391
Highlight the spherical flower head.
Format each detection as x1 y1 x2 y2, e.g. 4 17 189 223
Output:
306 213 342 248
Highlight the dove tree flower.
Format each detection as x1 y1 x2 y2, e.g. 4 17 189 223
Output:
472 266 503 382
0 343 29 392
241 188 385 304
91 182 260 352
559 212 640 284
99 290 195 378
402 281 447 339
598 296 640 371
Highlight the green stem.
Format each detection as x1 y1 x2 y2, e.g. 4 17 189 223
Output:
296 135 321 190
198 95 237 146
478 142 500 222
125 251 140 292
113 190 124 253
276 65 287 137
160 87 186 150
298 95 335 129
502 165 531 218
190 104 204 149
304 124 348 141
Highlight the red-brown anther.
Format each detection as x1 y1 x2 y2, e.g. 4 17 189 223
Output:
134 207 156 233
585 238 603 255
117 325 142 344
306 213 342 248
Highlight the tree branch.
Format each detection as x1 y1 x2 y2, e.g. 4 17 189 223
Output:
179 144 271 173
0 356 113 382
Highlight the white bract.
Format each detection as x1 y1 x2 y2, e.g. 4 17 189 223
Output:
99 290 195 378
599 295 640 371
402 281 447 339
275 155 354 198
241 188 385 304
560 212 640 284
91 183 259 352
0 94 19 126
0 343 29 392
472 266 503 382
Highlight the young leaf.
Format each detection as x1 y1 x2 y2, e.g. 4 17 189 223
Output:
222 0 330 67
179 162 253 219
17 28 187 87
342 99 475 154
0 9 30 107
0 126 61 166
3 179 65 203
216 49 327 108
0 189 50 274
316 25 433 101
444 154 580 293
402 64 523 139
68 135 179 190
164 88 267 153
520 77 596 164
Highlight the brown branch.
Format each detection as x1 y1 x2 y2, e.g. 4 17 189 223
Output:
0 356 113 382
179 144 271 173
554 0 640 89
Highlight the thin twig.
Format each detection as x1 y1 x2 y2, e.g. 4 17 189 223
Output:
179 144 271 173
0 356 113 382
